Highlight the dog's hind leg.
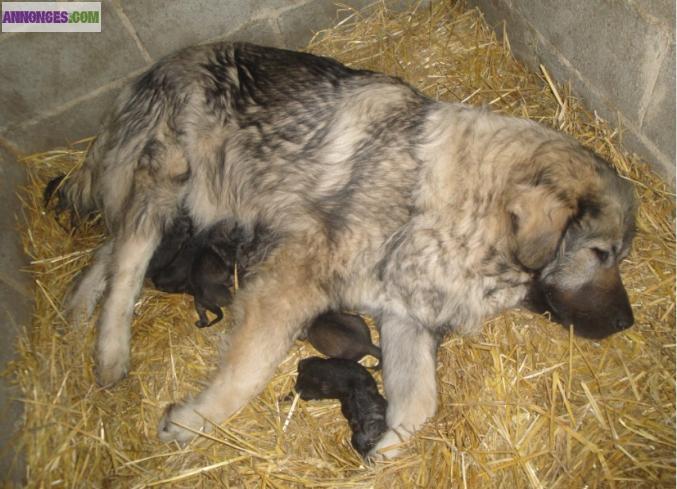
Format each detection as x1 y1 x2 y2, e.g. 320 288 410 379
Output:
158 238 332 444
66 240 114 327
370 314 438 459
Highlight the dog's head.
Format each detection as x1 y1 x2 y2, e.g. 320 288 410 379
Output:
510 143 637 339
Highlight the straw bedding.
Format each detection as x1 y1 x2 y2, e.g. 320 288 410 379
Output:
10 1 675 487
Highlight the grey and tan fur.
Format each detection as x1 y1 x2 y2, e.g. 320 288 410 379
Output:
58 42 636 458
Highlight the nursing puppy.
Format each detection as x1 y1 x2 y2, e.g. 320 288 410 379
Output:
56 42 636 458
304 311 381 364
295 357 387 457
147 216 244 327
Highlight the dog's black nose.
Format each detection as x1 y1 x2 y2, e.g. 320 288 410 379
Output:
614 310 634 331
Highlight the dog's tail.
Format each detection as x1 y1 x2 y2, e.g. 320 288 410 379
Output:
43 158 97 221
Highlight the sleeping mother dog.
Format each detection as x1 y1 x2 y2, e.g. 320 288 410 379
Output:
54 42 636 458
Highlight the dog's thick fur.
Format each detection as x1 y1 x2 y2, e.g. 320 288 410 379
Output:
58 42 636 457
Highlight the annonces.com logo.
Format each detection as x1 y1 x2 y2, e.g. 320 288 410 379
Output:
2 2 101 32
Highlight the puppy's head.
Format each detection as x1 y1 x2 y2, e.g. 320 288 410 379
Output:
511 145 637 339
351 416 388 457
344 388 388 457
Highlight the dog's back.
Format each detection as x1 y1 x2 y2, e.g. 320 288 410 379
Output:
57 43 429 243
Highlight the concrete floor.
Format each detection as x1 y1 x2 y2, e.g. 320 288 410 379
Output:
0 148 31 486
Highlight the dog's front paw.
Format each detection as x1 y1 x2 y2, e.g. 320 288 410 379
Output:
96 354 129 387
158 402 205 445
367 429 405 461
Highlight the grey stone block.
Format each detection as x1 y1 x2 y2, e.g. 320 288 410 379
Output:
510 0 666 126
2 83 121 154
641 40 676 177
0 147 31 486
620 123 675 183
634 0 675 26
276 0 376 50
473 0 543 71
119 0 292 60
0 0 147 130
0 150 31 298
277 0 424 50
0 279 29 486
277 0 340 49
215 18 283 48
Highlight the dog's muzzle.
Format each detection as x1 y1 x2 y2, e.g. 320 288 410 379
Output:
525 268 634 339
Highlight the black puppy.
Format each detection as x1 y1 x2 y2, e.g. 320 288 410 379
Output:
304 312 381 365
146 215 195 294
147 216 243 328
295 357 387 457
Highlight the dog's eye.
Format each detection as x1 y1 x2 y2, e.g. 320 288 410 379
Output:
593 248 610 263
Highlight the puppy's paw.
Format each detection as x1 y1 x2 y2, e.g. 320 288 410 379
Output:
158 402 205 445
367 429 405 461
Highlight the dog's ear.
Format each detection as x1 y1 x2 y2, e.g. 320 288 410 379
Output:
508 185 576 270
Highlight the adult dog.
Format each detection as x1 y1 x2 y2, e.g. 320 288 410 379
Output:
58 42 636 457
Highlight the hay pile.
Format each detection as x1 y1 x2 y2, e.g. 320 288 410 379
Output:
11 1 675 487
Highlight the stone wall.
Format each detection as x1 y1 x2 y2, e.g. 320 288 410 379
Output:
469 0 675 183
0 0 397 154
